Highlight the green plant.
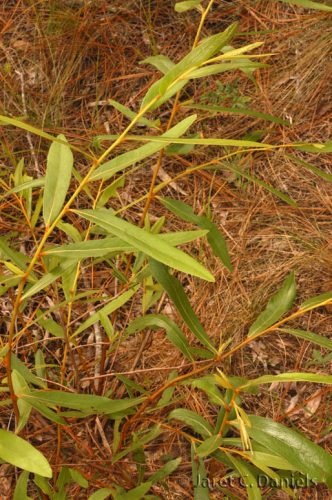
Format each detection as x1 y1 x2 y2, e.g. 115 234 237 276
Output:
1 0 332 498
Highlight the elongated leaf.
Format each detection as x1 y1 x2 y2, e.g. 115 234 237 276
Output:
21 261 75 300
106 134 273 149
150 260 216 351
175 0 202 12
11 354 46 389
196 435 223 457
91 115 197 181
5 178 45 196
188 61 266 79
227 454 262 500
45 230 207 260
12 370 32 433
149 457 181 483
126 314 193 360
240 372 332 390
285 154 332 182
0 238 29 270
112 425 161 463
0 115 88 157
13 471 30 500
141 23 238 109
244 450 296 471
88 489 114 500
140 54 175 73
169 409 214 438
191 377 226 407
117 482 152 500
248 415 332 486
73 286 139 336
295 140 332 152
43 134 73 225
279 327 332 350
36 312 64 338
0 429 52 477
20 389 144 415
191 443 210 500
25 397 67 425
300 290 332 310
248 272 296 337
185 103 290 126
160 197 233 271
57 221 82 242
220 164 297 206
75 209 214 281
161 25 238 94
277 0 332 11
108 99 159 129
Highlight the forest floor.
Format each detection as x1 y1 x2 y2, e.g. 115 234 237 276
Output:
0 0 331 498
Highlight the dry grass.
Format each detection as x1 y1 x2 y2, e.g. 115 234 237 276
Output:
0 0 331 498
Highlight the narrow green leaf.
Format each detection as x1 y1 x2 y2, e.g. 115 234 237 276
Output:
150 260 216 351
112 426 161 463
12 370 32 433
188 61 266 79
285 154 332 182
73 286 139 336
33 475 52 496
22 261 75 300
21 389 144 416
0 429 52 477
69 468 89 488
295 140 332 152
240 372 332 390
149 457 181 483
220 164 297 206
248 272 296 337
279 327 332 350
160 197 233 271
248 415 332 487
13 471 30 500
185 103 290 126
191 377 226 407
148 24 238 106
57 221 82 242
196 435 223 457
107 134 273 149
11 354 46 389
96 177 125 208
175 0 202 12
141 24 238 110
5 178 45 197
191 443 210 500
91 115 197 181
88 489 114 500
169 408 214 438
300 290 332 310
227 454 262 500
36 311 64 338
140 54 175 73
0 115 88 157
25 398 67 425
277 0 332 12
75 209 214 281
0 238 29 271
108 99 159 129
45 230 207 260
126 314 193 360
43 134 73 226
116 482 152 500
244 450 298 471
